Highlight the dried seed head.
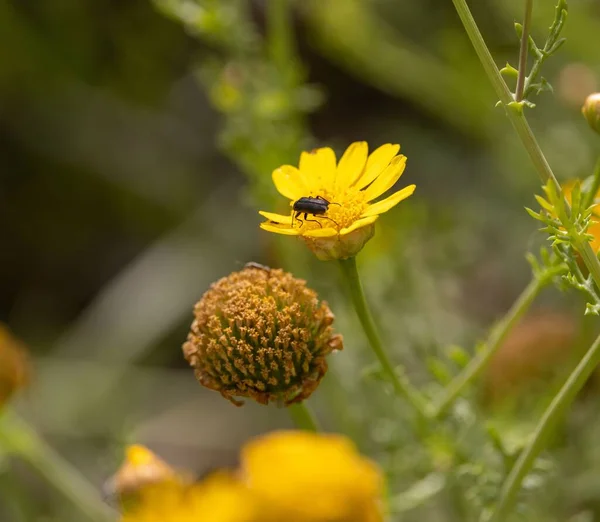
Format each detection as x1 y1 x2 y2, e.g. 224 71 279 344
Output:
582 93 600 135
183 264 343 406
0 324 30 408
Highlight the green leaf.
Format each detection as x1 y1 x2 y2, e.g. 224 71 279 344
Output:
547 37 566 55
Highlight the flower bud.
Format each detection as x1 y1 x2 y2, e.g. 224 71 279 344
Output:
183 264 343 406
582 93 600 135
0 324 30 408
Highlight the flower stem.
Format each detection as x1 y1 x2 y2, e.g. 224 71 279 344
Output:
432 275 545 418
267 0 295 78
515 0 533 102
486 331 600 522
450 0 600 305
288 402 320 432
0 410 116 521
583 159 600 209
338 256 429 417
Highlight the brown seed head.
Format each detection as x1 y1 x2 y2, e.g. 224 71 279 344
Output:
582 92 600 135
183 264 343 406
0 324 30 408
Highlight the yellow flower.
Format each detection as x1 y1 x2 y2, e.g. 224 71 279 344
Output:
117 433 385 522
121 472 260 522
0 324 30 408
240 430 384 522
259 142 415 260
106 445 185 507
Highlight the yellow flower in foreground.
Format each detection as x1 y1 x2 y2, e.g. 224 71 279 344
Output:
241 431 384 522
0 324 30 408
106 445 184 506
121 472 260 522
118 432 385 522
259 142 415 260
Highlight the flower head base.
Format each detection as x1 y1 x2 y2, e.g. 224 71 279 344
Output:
582 93 600 135
259 142 415 260
0 324 30 409
183 264 343 406
241 431 384 522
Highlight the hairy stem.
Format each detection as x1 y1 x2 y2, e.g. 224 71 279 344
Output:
0 410 115 521
338 256 429 417
515 0 533 102
288 402 320 432
432 275 545 418
486 331 600 522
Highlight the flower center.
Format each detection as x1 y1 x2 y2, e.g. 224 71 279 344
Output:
292 187 367 233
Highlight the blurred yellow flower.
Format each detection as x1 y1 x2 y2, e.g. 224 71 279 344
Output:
118 432 385 522
107 445 185 507
259 142 415 260
240 430 385 522
121 471 260 522
0 324 30 408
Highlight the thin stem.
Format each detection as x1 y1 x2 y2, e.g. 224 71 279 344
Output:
267 0 295 77
432 275 545 418
338 257 429 417
450 0 600 306
288 402 319 432
0 410 116 521
485 331 600 522
583 159 600 210
515 0 533 102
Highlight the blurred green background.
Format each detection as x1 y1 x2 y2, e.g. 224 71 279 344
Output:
1 0 600 520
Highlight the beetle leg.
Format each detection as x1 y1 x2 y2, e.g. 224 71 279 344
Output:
304 213 324 228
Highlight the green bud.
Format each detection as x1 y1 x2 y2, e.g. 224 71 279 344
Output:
582 93 600 135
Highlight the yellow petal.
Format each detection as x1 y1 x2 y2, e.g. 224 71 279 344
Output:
303 227 338 238
361 185 416 217
340 215 379 236
299 147 337 189
353 144 400 189
336 141 368 188
272 165 307 200
258 211 293 225
260 222 300 235
363 155 407 201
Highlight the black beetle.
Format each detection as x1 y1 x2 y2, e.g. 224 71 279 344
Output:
292 196 339 228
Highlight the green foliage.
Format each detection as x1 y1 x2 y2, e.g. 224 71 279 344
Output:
501 0 568 108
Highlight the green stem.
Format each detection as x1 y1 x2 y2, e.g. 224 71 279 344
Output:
432 275 545 418
288 402 319 432
0 410 115 521
267 0 295 77
450 0 600 308
338 257 429 417
486 331 600 522
583 159 600 209
515 0 533 102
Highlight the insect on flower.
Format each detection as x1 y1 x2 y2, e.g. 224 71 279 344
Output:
292 195 340 228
